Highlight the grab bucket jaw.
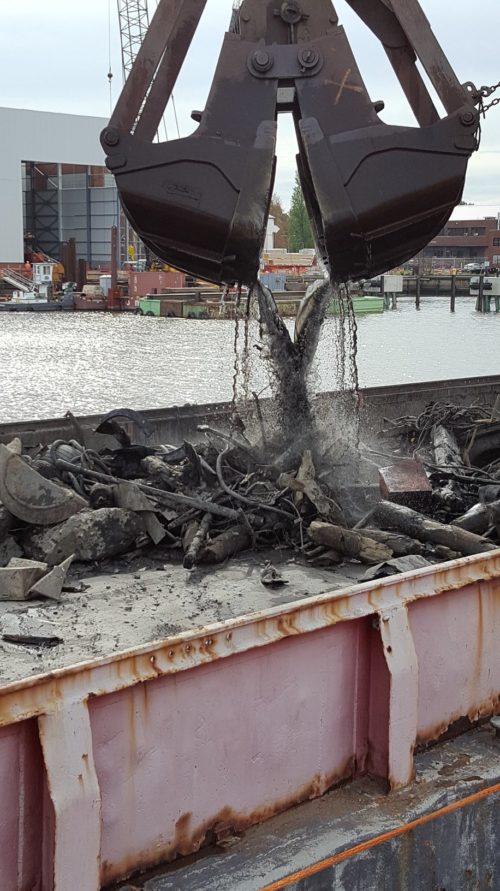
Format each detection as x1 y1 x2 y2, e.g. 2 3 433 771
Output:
102 0 480 285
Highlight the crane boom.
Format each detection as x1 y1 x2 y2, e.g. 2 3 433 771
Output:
115 0 153 266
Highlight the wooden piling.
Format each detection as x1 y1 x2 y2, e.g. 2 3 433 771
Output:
450 274 456 312
111 226 118 291
476 274 484 312
415 275 421 309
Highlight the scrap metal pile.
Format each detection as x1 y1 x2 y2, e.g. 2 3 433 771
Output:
0 398 499 623
0 413 352 583
369 399 500 550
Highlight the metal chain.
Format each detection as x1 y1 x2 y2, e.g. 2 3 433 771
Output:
484 95 500 112
478 80 500 113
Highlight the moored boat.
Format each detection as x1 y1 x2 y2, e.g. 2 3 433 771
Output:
0 293 72 312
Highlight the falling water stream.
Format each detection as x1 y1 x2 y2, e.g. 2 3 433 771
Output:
228 281 361 460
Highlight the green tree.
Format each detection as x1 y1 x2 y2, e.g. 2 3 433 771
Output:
287 174 314 253
269 194 289 249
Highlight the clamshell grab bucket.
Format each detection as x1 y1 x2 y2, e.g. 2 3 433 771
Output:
102 0 479 285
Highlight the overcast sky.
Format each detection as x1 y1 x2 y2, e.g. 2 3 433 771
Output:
1 0 498 208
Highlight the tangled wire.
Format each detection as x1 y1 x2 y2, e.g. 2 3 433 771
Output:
379 401 500 499
382 401 493 451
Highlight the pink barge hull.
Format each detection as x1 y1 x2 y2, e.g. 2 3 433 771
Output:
0 550 499 889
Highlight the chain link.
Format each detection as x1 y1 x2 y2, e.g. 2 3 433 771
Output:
478 80 500 113
485 96 500 111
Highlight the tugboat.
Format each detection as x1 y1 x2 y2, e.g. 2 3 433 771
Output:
0 264 73 312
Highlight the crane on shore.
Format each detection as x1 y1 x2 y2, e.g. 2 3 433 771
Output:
113 0 181 267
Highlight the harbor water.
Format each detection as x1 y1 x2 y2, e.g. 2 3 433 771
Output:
1 296 499 422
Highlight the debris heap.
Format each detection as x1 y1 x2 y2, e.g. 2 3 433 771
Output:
376 400 500 523
0 396 498 612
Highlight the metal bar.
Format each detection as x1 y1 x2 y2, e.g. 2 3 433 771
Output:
109 0 206 136
0 550 498 730
261 783 500 891
345 0 439 126
386 0 468 113
382 47 439 127
379 605 418 789
38 701 101 891
57 164 63 245
86 169 92 268
134 0 208 141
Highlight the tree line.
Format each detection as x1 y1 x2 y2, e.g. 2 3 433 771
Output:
270 173 314 253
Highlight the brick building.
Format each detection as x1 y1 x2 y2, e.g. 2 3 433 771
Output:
419 207 500 270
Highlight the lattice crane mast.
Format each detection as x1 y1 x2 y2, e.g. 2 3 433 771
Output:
117 0 151 80
115 0 152 265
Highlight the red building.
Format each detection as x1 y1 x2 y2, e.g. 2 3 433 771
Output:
420 212 500 270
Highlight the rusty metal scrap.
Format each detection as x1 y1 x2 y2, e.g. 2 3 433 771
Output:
1 610 63 647
0 393 498 590
377 399 500 528
379 459 433 510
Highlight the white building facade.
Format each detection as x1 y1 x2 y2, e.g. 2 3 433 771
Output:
0 107 117 265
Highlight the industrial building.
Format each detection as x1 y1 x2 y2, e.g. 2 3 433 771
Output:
0 107 118 268
421 206 500 270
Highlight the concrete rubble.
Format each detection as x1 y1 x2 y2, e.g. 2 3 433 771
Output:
0 551 73 601
28 555 74 601
0 558 47 601
23 508 144 565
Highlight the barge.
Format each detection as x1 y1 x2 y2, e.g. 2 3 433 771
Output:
0 375 498 891
138 291 384 319
0 293 73 313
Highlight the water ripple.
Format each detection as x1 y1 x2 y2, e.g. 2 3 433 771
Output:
0 296 498 422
